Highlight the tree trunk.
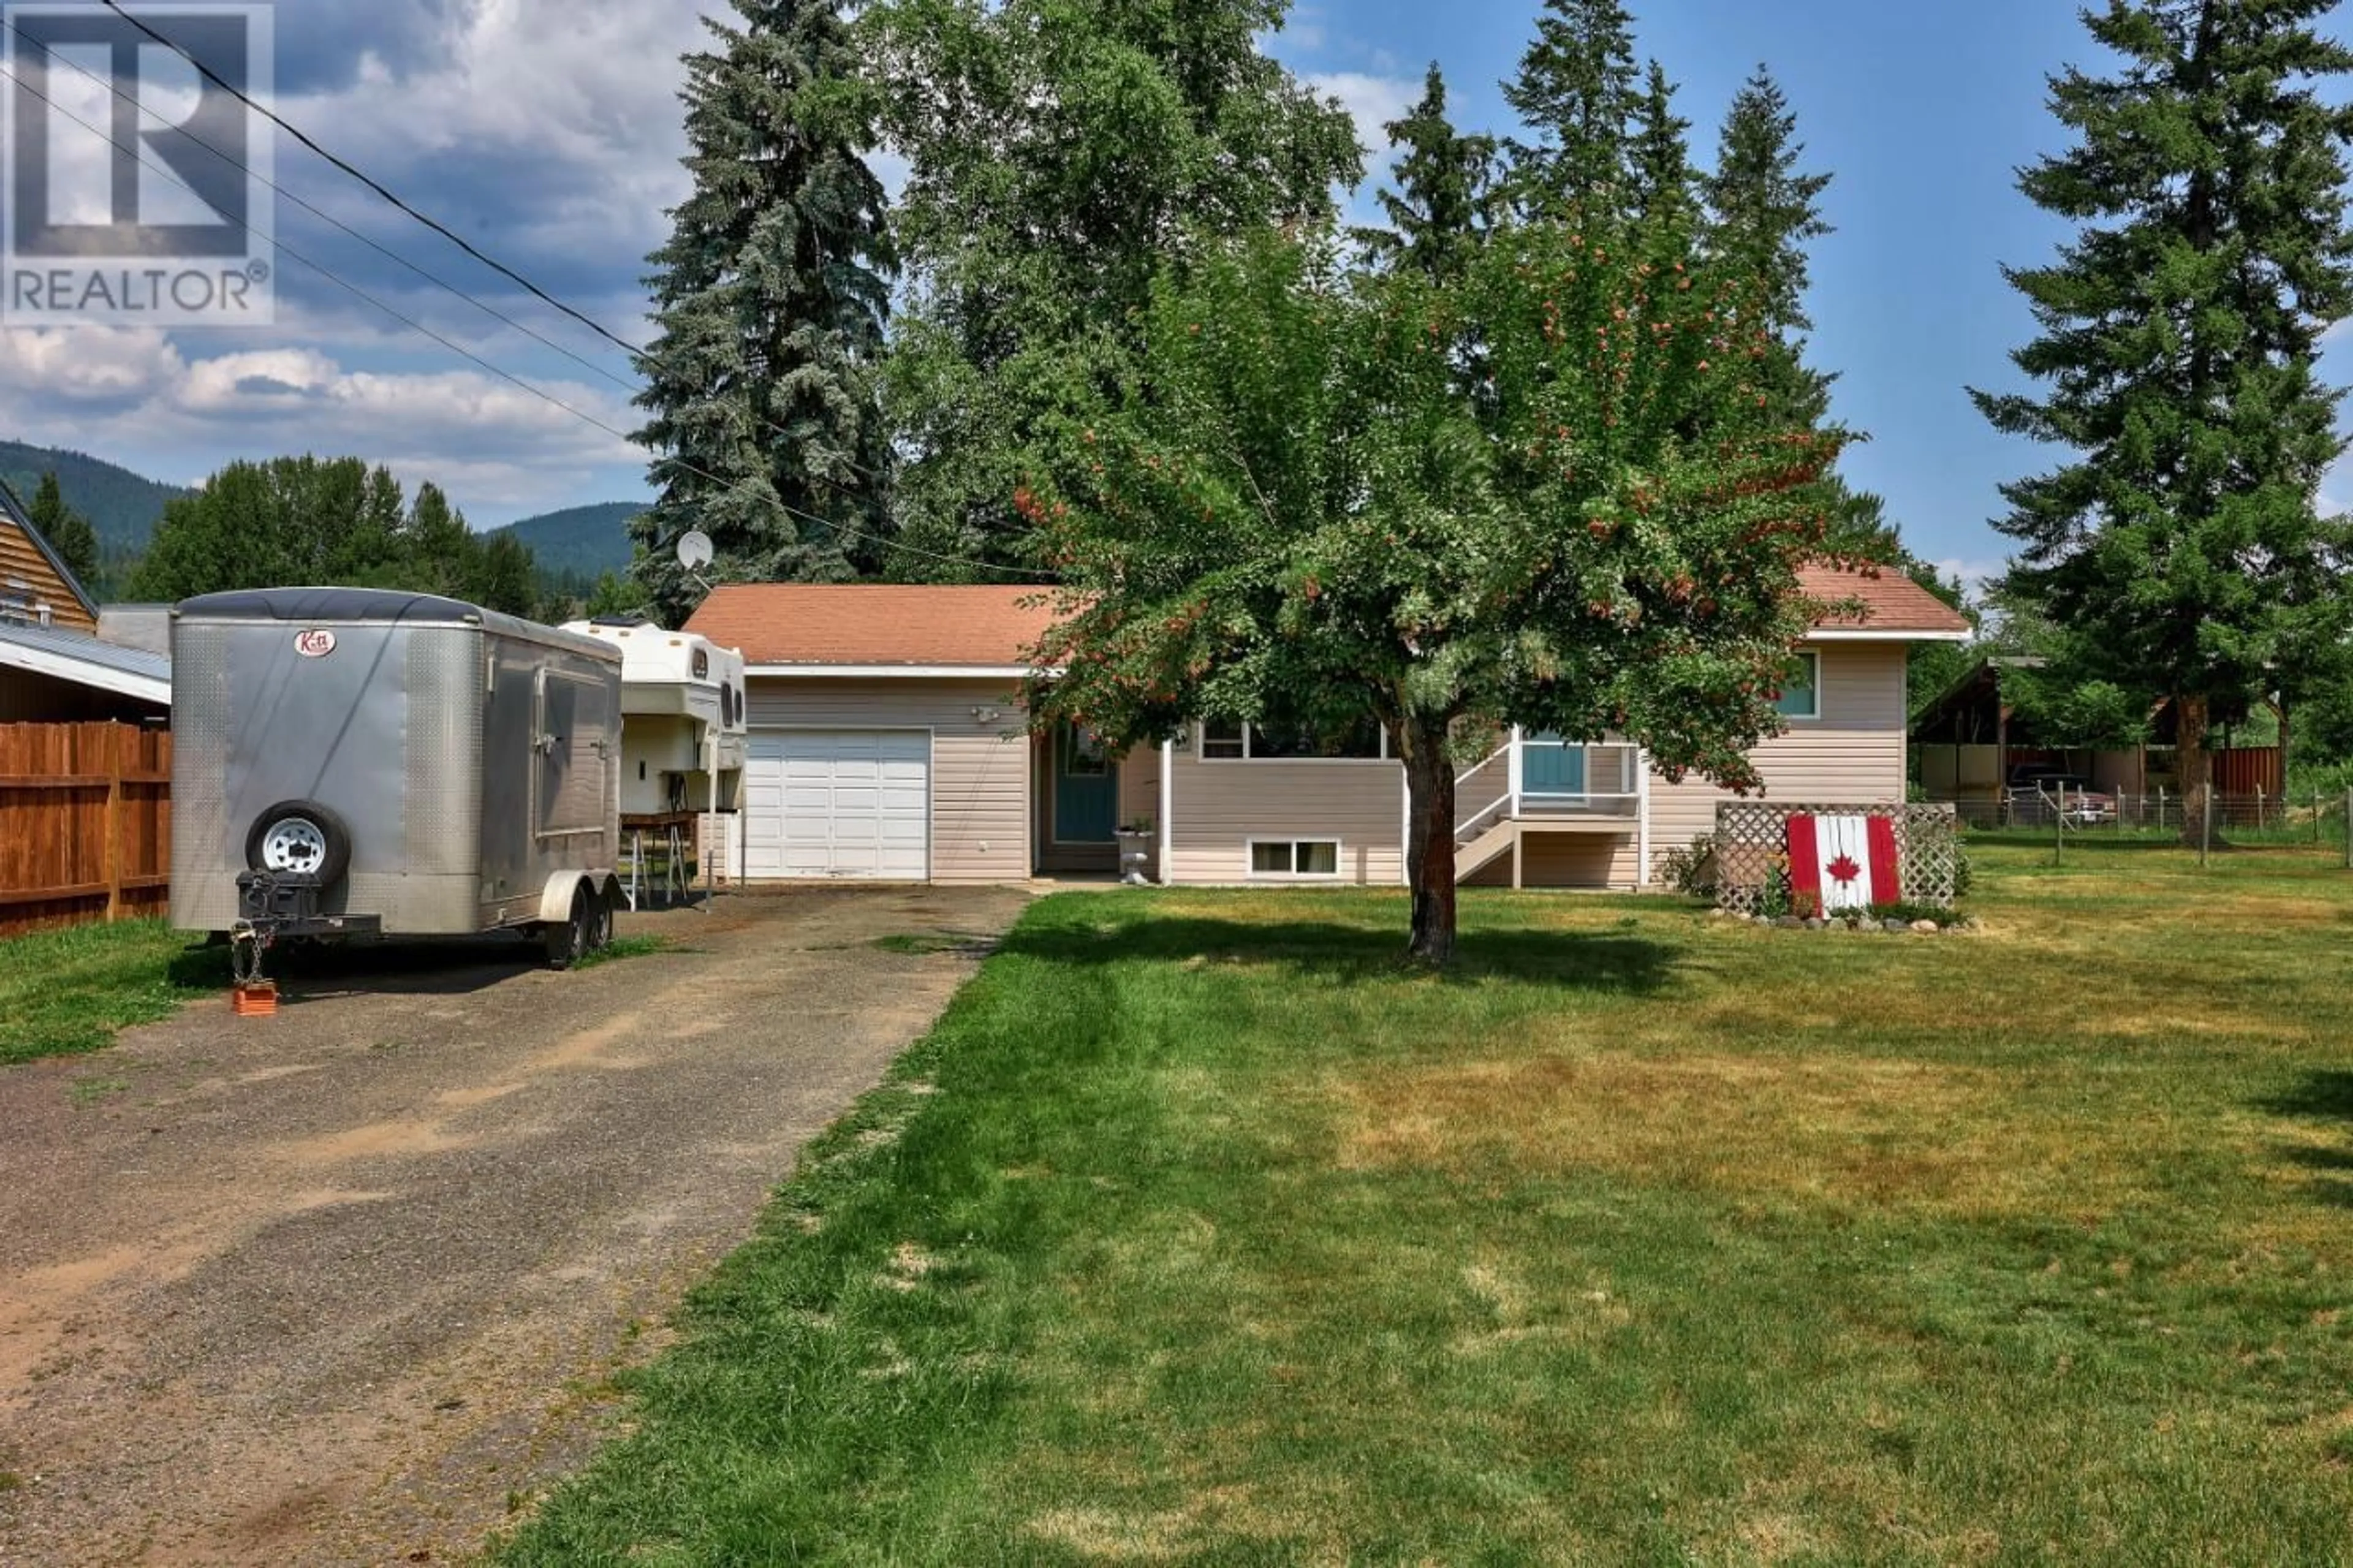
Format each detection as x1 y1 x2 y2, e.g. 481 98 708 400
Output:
2177 692 2213 847
1401 722 1459 966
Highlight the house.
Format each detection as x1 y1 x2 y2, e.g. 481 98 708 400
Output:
682 566 1971 890
0 482 170 724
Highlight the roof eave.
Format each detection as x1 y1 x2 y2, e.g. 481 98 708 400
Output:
743 662 1058 680
1806 627 1974 645
0 638 170 703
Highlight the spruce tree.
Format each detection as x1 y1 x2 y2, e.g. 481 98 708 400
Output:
1499 0 1640 216
1973 0 2353 826
1702 66 1835 428
28 471 100 591
634 0 896 623
1628 61 1696 234
1354 64 1497 281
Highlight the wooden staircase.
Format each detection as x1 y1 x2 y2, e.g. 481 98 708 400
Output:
1455 818 1521 882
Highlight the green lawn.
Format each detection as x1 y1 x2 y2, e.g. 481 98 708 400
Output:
498 844 2353 1565
0 920 225 1066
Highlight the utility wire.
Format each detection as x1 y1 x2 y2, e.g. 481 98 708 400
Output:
92 0 907 501
99 0 642 360
4 18 640 396
2 48 1052 582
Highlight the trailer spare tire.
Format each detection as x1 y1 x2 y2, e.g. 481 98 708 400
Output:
244 800 353 887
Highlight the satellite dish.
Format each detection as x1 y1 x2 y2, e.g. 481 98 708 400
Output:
676 530 715 572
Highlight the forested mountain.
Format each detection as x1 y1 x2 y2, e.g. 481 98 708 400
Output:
0 441 189 554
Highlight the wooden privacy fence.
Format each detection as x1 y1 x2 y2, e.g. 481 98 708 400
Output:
0 722 172 937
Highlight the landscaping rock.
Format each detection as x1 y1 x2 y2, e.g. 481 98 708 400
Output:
1910 919 1940 934
1883 918 1909 933
1774 915 1803 929
1805 917 1828 930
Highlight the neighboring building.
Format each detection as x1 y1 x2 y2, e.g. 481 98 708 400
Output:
0 477 97 635
684 567 1971 890
0 482 170 723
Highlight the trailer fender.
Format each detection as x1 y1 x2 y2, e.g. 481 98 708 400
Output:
537 871 604 925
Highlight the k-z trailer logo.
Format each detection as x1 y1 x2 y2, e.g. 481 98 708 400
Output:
3 3 274 327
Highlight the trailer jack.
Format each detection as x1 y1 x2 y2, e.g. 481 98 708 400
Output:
227 871 382 1012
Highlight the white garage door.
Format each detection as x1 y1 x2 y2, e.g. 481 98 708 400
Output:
741 730 930 881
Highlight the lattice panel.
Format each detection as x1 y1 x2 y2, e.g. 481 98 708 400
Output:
1711 802 1960 913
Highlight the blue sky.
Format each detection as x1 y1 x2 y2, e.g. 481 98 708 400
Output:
0 0 2345 581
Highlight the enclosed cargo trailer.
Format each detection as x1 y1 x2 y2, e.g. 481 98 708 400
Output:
170 587 626 971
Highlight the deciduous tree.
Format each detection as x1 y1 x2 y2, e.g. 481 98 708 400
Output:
1021 223 1844 964
127 458 538 615
870 0 1360 576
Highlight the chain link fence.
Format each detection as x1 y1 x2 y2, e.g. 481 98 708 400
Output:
1931 787 2353 851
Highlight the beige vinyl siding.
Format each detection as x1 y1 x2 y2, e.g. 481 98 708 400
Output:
1161 744 1405 886
1461 831 1640 889
741 676 1031 884
1644 642 1909 879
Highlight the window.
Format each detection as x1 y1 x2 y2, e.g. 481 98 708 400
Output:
1201 718 1247 759
1249 839 1341 877
1198 719 1390 760
1774 653 1821 720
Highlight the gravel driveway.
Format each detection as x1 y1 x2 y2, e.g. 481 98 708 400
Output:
0 885 1028 1567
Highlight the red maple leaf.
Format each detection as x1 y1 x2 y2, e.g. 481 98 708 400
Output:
1826 854 1862 885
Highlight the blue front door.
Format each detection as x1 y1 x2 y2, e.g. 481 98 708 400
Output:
1523 735 1586 797
1055 725 1118 842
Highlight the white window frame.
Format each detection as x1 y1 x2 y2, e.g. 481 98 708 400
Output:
1195 720 1393 763
1245 837 1344 880
1776 651 1822 722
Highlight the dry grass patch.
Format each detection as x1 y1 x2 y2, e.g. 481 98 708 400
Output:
1328 1050 2199 1221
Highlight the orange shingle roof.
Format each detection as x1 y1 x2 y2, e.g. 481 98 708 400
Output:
688 566 1967 668
1798 565 1972 636
685 583 1061 667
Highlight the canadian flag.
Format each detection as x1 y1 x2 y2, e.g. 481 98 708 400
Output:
1786 814 1899 913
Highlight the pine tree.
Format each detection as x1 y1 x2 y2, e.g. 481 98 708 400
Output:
1499 0 1640 216
1628 61 1696 234
1354 65 1497 280
28 471 101 592
1702 66 1835 428
633 0 896 623
1973 0 2353 827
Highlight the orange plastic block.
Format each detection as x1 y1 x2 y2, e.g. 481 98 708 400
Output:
230 982 279 1018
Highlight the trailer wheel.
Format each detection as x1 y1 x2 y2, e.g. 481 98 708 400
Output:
545 884 592 969
246 800 352 887
585 885 615 954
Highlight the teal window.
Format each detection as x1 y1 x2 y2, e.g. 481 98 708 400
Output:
1774 653 1821 720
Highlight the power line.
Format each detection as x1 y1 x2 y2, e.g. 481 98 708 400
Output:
1 48 1055 583
93 2 907 504
99 0 642 361
4 18 640 395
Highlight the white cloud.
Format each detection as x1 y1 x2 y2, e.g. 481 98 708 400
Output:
1303 70 1420 162
1933 556 2009 600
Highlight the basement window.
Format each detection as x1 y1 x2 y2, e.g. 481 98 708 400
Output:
1249 839 1341 879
